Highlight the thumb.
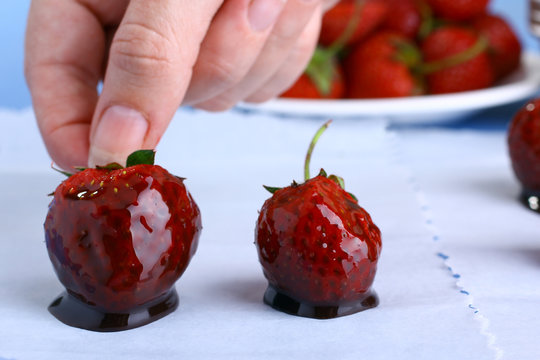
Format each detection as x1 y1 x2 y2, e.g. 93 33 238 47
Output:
88 0 222 167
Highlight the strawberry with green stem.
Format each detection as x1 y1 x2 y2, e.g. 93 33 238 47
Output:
319 0 389 47
281 0 375 99
344 31 425 98
421 25 493 94
45 150 201 331
255 120 382 319
472 13 522 80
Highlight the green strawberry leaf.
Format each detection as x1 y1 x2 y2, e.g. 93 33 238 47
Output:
318 168 328 178
347 192 358 202
305 48 338 96
263 185 282 194
393 39 422 68
328 174 345 189
126 150 155 167
51 163 73 178
96 163 123 171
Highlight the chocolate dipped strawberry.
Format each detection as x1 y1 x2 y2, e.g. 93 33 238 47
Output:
508 99 540 213
255 121 382 319
45 150 201 331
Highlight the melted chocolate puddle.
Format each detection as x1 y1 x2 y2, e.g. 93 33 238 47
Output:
263 284 378 319
48 289 178 332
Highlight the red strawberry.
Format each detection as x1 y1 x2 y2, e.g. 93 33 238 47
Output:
381 0 431 39
472 13 522 80
45 150 201 331
281 47 345 99
255 121 382 319
426 0 490 21
319 0 388 47
344 31 423 98
421 26 494 94
508 99 540 212
280 70 345 99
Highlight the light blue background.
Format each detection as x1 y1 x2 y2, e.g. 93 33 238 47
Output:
0 0 537 109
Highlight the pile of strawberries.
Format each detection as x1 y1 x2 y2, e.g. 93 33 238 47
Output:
282 0 522 99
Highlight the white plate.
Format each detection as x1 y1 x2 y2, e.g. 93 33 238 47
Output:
237 52 540 124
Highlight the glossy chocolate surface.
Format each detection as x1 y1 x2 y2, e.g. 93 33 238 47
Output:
44 165 201 329
49 289 178 332
263 284 378 319
520 189 540 213
256 176 381 307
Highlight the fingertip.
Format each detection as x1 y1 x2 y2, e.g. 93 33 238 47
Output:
46 122 91 171
248 0 286 32
88 105 149 167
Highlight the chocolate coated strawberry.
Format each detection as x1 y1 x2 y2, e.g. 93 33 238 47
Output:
255 121 382 319
508 99 540 212
45 150 201 331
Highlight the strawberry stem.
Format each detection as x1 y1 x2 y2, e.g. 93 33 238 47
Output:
303 0 364 95
327 0 365 54
50 163 73 178
419 35 489 74
304 120 332 181
416 0 434 39
263 185 281 194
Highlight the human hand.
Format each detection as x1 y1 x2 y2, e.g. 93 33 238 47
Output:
25 0 338 171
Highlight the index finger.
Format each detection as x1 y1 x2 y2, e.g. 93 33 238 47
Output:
24 0 120 170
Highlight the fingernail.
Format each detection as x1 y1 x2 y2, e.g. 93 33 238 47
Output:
88 105 148 167
248 0 286 32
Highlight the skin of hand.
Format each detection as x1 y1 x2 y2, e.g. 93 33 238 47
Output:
24 0 339 171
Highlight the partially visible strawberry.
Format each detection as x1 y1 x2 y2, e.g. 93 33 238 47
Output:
344 31 424 98
281 70 345 99
426 0 490 21
281 47 345 99
472 13 522 80
381 0 432 39
421 26 494 94
255 121 382 319
45 150 202 331
508 99 540 212
319 0 389 47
